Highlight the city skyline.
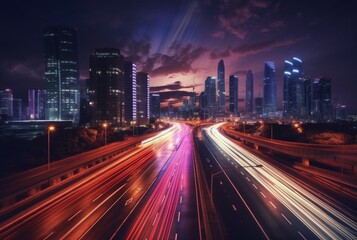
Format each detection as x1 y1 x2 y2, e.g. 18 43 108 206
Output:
0 0 356 113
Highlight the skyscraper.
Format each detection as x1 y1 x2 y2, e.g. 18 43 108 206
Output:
89 48 125 126
44 26 80 123
12 99 22 120
136 72 150 125
150 93 160 119
283 60 293 118
229 75 238 114
315 77 331 121
0 89 13 119
263 61 277 115
283 57 303 119
124 61 137 125
291 57 303 118
28 89 46 120
245 70 254 113
205 76 216 109
217 60 226 112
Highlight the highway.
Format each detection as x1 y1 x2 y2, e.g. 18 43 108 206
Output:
0 123 199 239
198 123 357 239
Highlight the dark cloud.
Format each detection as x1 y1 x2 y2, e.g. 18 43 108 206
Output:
217 0 271 39
155 90 195 104
232 37 306 56
151 80 202 92
210 49 231 60
143 42 207 76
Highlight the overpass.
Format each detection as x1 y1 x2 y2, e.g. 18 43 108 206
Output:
220 124 357 174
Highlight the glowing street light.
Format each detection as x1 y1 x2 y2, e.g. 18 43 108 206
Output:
103 122 108 145
131 121 136 136
47 125 55 170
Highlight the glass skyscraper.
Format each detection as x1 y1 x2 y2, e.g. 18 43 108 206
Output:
150 93 160 119
229 75 238 114
245 70 254 113
283 57 303 119
263 61 277 115
89 48 125 126
136 72 150 125
44 26 80 124
217 60 225 113
205 76 216 109
124 61 137 125
283 60 293 118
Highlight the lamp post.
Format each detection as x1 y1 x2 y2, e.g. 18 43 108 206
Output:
210 171 222 203
131 121 136 136
47 125 55 170
103 123 108 145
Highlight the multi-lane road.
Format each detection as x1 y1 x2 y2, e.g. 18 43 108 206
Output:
196 123 356 239
0 123 199 239
1 121 356 239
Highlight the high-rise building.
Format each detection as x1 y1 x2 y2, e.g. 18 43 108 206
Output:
150 93 160 119
168 102 174 118
217 59 226 112
263 61 277 115
0 89 13 119
303 78 313 118
12 99 22 120
44 26 80 123
291 57 303 118
124 61 137 125
333 104 347 121
283 60 293 118
255 97 263 115
79 79 90 124
308 77 332 121
189 94 196 111
245 70 254 113
205 76 216 110
89 48 125 126
229 75 238 114
136 72 150 125
28 89 47 120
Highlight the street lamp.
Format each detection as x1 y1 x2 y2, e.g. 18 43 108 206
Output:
103 123 108 145
131 121 136 136
210 171 222 203
47 125 55 170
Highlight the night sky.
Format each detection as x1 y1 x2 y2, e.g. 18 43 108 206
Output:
1 0 356 112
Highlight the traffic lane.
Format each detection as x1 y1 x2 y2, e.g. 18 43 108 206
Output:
197 138 268 239
201 131 317 240
169 135 199 240
207 124 357 239
1 147 154 240
80 125 188 239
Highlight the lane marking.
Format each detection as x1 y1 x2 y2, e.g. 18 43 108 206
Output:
175 233 178 240
298 231 307 240
232 204 237 211
281 213 292 225
252 184 257 189
246 177 250 182
177 211 181 222
68 210 82 221
162 195 166 205
240 171 244 175
180 195 183 204
125 197 133 206
43 232 54 240
269 201 277 209
92 194 103 203
152 212 158 226
260 192 266 198
219 181 223 185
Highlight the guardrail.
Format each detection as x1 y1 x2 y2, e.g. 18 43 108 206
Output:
0 134 154 211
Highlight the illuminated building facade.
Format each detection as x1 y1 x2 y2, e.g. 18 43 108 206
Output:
44 26 80 124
